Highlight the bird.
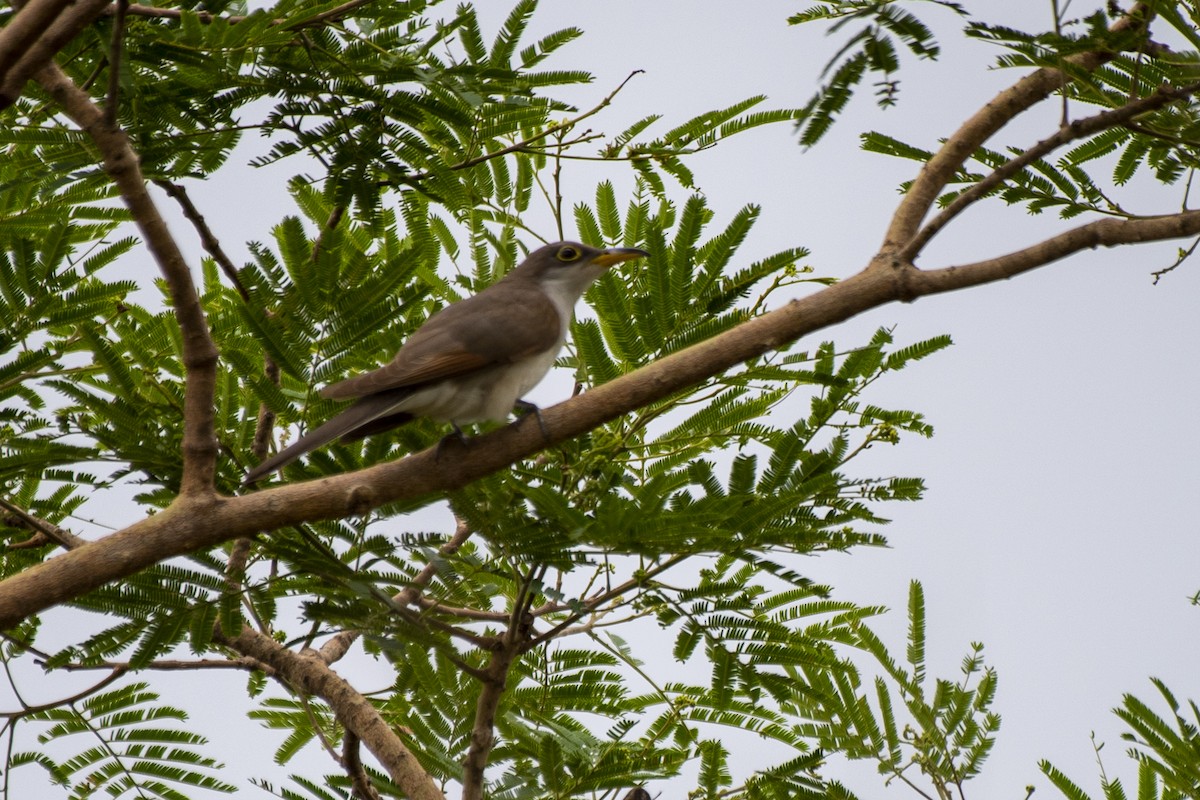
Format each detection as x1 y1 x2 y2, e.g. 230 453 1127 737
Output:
243 241 649 484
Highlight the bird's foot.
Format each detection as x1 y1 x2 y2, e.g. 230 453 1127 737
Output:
435 423 471 462
514 400 550 442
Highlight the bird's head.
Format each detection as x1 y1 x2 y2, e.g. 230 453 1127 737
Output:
507 241 650 299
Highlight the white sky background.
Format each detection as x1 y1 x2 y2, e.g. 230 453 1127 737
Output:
9 1 1198 798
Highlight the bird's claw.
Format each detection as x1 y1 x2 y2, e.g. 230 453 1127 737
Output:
514 400 550 442
435 424 471 462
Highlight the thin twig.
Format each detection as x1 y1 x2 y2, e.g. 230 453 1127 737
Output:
0 497 86 550
153 178 251 300
1051 0 1069 128
1150 234 1200 284
342 729 383 800
286 0 377 31
311 204 346 265
49 655 275 674
102 3 248 23
319 518 474 664
103 0 127 127
99 0 376 28
552 128 565 240
406 594 508 621
387 70 644 186
153 178 284 492
525 554 689 650
0 667 126 718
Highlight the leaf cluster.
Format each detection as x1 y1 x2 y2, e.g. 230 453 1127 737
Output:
793 581 1000 799
1039 677 1200 800
788 0 967 145
8 682 235 799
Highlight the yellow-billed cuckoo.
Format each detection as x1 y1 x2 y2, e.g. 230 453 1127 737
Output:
244 241 649 484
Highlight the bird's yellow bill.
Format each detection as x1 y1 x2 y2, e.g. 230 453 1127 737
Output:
592 248 650 267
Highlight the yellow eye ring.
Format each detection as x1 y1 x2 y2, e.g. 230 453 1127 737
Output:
556 245 581 262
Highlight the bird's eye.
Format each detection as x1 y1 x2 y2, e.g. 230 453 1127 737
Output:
556 245 581 262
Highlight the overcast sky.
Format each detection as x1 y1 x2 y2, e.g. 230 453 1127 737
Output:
11 2 1198 798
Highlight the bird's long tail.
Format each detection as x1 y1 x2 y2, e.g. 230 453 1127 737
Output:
243 392 414 485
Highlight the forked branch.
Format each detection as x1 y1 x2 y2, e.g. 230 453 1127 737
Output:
0 0 111 108
881 1 1155 253
215 625 443 800
902 79 1200 262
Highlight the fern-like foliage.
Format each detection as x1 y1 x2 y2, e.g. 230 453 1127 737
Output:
8 682 235 798
212 177 952 798
788 0 968 145
1040 678 1200 800
793 581 1001 798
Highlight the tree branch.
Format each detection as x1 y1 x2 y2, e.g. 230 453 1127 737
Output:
909 210 1200 293
462 574 532 800
0 666 126 718
153 178 251 301
0 0 76 78
318 518 474 664
526 554 689 649
901 79 1200 262
100 2 248 24
0 497 87 551
390 70 643 185
342 730 383 800
215 625 443 800
50 655 275 674
461 644 513 800
103 0 127 126
34 63 220 496
3 200 1200 630
0 0 113 109
881 2 1154 253
285 0 376 30
99 0 377 29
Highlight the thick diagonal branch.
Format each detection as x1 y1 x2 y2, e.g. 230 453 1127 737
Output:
34 64 220 496
2 206 1200 630
216 625 443 800
0 0 75 77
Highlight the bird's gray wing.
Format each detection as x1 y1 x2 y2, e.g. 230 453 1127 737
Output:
320 283 562 400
